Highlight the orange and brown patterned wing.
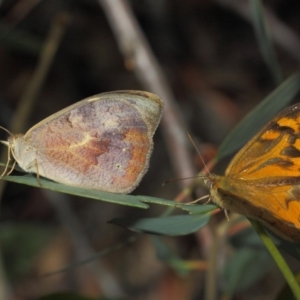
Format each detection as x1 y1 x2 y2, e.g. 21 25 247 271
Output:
215 174 300 241
225 103 300 181
23 91 163 193
216 103 300 241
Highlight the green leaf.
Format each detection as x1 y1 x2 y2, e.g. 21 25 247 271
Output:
250 220 300 299
2 174 148 209
138 195 185 207
217 72 300 161
251 0 282 84
1 174 219 213
110 213 211 236
273 237 300 262
179 204 217 215
139 196 217 214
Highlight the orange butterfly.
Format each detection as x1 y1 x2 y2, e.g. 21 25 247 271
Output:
205 103 300 242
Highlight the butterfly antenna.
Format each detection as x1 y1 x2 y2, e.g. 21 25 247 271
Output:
0 126 12 136
0 127 14 178
163 175 207 186
187 133 211 175
0 142 12 178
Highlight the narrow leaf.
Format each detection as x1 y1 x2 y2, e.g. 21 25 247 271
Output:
3 174 148 208
110 213 210 236
251 0 282 84
218 72 300 161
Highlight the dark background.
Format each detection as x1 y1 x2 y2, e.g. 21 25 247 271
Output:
0 0 299 299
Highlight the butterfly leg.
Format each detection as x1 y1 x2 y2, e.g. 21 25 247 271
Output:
34 159 42 186
186 194 210 205
0 144 13 178
224 209 230 221
24 159 42 186
6 160 16 176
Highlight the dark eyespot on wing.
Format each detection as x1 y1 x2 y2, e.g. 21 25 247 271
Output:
287 133 300 144
253 157 294 172
281 146 300 158
267 121 295 134
278 126 296 134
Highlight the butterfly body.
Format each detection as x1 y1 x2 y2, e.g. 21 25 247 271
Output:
6 91 163 193
206 103 300 242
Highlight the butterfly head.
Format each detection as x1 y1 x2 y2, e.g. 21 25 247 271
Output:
0 126 23 178
203 174 226 209
203 176 214 190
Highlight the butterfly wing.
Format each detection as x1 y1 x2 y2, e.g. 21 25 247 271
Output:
214 174 300 241
215 103 300 241
225 103 300 180
20 91 163 193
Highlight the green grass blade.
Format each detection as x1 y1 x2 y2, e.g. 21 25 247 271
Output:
217 72 300 161
2 174 149 208
250 220 300 300
110 213 211 236
251 0 282 84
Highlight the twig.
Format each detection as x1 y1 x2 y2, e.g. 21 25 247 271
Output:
4 0 41 27
0 12 70 199
98 0 197 185
10 12 70 133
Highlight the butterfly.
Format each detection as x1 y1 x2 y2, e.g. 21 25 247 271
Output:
1 90 163 194
204 103 300 242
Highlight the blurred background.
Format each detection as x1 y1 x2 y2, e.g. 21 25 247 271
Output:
0 0 300 299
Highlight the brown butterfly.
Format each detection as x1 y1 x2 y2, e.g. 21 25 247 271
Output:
0 91 163 194
205 103 300 242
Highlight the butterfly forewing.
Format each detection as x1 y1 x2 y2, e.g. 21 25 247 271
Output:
11 91 163 193
212 103 300 242
225 103 300 180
